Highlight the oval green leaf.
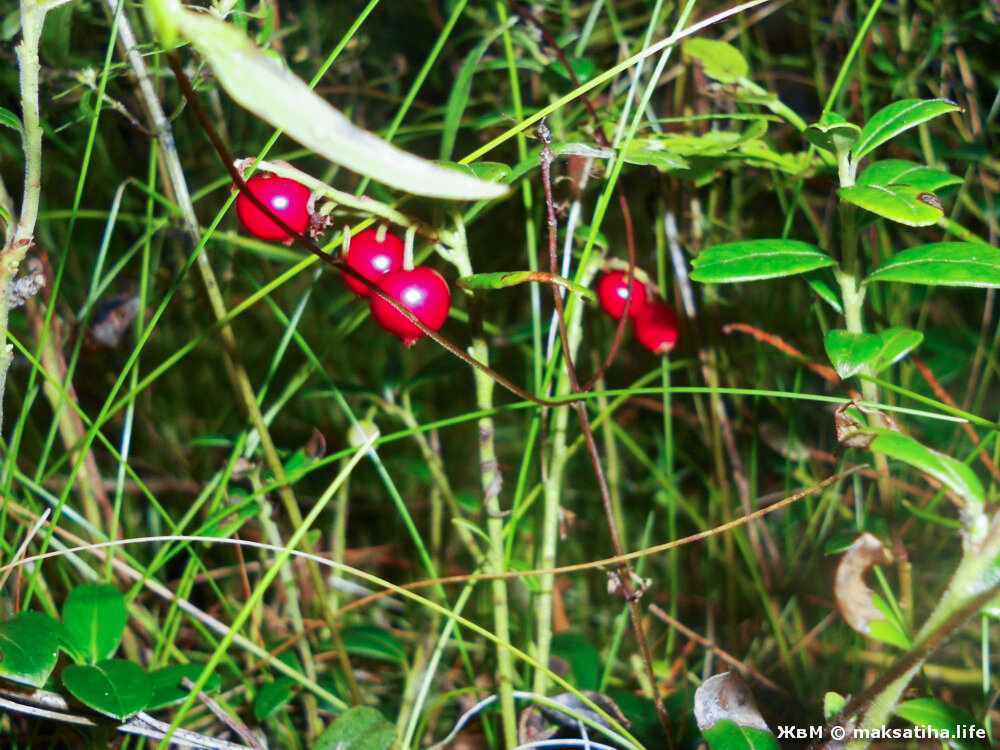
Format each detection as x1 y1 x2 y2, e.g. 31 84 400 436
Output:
868 242 1000 288
683 38 748 84
148 664 222 710
174 9 506 201
872 327 923 371
862 427 984 510
804 112 861 156
690 239 835 283
838 184 944 227
853 98 961 160
0 613 60 688
702 720 780 750
339 625 407 664
824 330 883 379
456 271 595 301
16 611 84 662
315 705 396 750
62 660 153 721
857 159 963 192
63 583 127 663
895 698 988 749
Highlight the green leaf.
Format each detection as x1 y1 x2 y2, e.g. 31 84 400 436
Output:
824 330 883 379
15 611 84 662
0 613 60 688
546 56 597 83
551 632 601 690
867 242 1000 288
838 184 944 227
853 98 961 160
173 9 506 201
440 21 512 161
868 594 911 649
702 720 780 750
315 706 396 750
254 677 297 720
804 269 843 313
683 38 748 84
872 327 923 371
690 239 835 283
456 270 595 301
863 428 984 510
63 584 127 663
147 664 222 710
339 625 407 664
823 692 847 720
62 660 152 721
621 141 689 169
857 159 963 192
895 698 989 749
804 112 861 156
0 106 22 132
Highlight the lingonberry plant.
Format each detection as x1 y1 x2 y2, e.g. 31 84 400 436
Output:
1 1 997 749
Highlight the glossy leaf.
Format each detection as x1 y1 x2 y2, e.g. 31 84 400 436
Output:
340 625 407 664
863 428 984 509
690 239 835 283
867 243 1000 288
804 112 861 156
824 330 883 379
857 159 963 192
838 184 944 227
315 706 396 750
683 38 748 83
254 677 297 720
872 327 923 371
456 270 595 301
63 584 127 663
15 611 84 662
0 106 22 132
702 720 781 750
148 664 222 710
173 9 506 201
0 614 60 688
895 698 989 749
853 98 961 160
62 660 152 721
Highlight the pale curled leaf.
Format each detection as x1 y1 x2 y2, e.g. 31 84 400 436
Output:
175 10 506 201
834 533 893 636
695 672 770 732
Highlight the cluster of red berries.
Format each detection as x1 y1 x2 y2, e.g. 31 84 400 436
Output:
595 270 678 354
235 174 449 346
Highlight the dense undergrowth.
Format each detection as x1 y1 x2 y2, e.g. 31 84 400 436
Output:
1 1 998 748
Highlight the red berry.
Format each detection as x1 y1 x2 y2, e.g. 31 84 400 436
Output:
341 228 405 298
235 175 311 242
370 267 451 345
633 301 679 354
596 271 649 320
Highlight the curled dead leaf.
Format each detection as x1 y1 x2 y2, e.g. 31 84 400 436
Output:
834 532 893 635
694 671 770 732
